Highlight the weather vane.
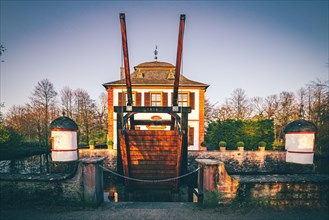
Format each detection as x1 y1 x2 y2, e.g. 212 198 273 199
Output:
154 45 158 61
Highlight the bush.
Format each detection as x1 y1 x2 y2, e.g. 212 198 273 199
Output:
201 191 223 208
107 140 114 145
219 141 227 147
0 124 23 147
258 141 266 147
89 140 95 145
205 119 274 151
272 140 283 151
236 141 245 147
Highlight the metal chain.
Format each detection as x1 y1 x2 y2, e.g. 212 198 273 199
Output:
100 165 200 183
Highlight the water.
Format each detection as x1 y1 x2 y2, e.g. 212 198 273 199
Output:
314 157 329 174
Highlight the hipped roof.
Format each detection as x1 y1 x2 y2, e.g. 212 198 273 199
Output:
103 61 209 89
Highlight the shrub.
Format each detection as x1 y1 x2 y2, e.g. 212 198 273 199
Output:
89 140 95 145
107 140 114 145
219 141 227 147
205 119 275 151
236 141 245 147
271 140 283 151
201 190 223 208
201 141 207 147
258 141 266 147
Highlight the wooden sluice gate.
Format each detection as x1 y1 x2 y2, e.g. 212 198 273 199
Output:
119 130 182 189
115 13 190 192
115 106 191 191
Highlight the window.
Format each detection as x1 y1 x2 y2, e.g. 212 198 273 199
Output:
118 92 141 106
151 93 161 106
188 127 194 146
178 93 189 107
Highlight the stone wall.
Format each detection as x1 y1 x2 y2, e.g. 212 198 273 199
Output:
78 149 314 174
195 159 329 207
0 154 49 174
0 158 104 207
189 150 315 174
79 149 117 171
240 180 329 207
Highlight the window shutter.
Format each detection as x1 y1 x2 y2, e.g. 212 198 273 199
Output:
188 127 194 146
162 93 168 106
118 92 126 106
144 92 150 106
136 92 142 106
190 92 195 110
171 92 173 105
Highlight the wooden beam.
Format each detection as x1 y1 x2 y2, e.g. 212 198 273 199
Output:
172 14 186 106
114 106 191 113
180 112 188 176
116 112 123 176
119 13 133 106
133 120 172 126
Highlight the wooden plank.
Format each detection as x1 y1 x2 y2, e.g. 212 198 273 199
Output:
175 135 183 190
128 141 178 146
129 146 177 151
126 130 178 136
119 131 130 187
129 151 177 156
130 155 177 161
130 164 176 170
130 160 177 165
127 137 179 142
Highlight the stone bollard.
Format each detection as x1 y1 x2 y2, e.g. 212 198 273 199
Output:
80 157 105 207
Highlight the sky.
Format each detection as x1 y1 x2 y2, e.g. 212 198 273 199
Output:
0 0 328 114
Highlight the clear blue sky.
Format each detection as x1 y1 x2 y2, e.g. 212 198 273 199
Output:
1 0 328 114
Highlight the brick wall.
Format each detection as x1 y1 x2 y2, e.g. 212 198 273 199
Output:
196 159 329 207
189 151 314 174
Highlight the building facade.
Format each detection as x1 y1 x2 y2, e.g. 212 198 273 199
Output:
103 61 209 150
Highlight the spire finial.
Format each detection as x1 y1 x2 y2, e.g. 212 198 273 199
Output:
154 45 158 61
299 104 305 119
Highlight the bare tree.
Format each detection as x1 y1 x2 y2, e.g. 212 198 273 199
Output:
229 88 251 120
94 92 108 143
251 96 265 119
263 94 279 119
204 98 217 123
275 91 298 141
74 89 95 144
30 79 58 146
215 99 234 121
60 86 74 118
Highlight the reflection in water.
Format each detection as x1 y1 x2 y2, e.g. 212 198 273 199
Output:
314 157 329 174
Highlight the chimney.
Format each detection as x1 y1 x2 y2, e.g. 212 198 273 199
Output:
120 67 125 79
